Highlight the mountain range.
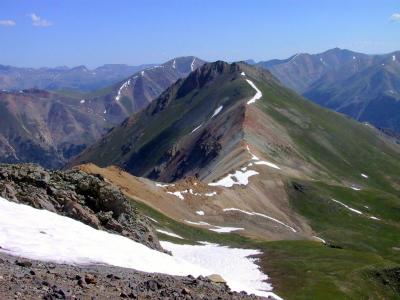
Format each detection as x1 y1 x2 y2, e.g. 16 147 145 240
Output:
1 52 400 299
0 63 154 92
0 57 205 168
257 48 400 133
69 60 400 298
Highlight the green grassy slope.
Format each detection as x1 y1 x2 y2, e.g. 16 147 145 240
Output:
74 61 400 299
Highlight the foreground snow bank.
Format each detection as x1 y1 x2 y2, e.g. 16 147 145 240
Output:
162 241 281 299
0 197 280 298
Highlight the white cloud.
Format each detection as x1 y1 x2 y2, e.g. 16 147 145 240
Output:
0 20 16 27
29 13 52 27
390 13 400 22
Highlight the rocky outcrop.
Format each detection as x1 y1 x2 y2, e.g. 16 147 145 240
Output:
0 163 162 252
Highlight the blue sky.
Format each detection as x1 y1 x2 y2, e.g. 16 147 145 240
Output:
0 0 399 68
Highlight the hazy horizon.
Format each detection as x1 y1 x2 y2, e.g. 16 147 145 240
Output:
1 0 399 68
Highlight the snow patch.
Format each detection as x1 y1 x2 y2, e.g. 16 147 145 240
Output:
211 105 223 118
146 216 159 223
223 208 296 233
209 226 244 233
350 186 361 191
331 198 363 215
156 229 183 239
208 170 259 188
369 216 381 221
172 59 176 69
245 79 262 105
241 72 246 76
155 183 175 188
246 145 260 160
161 241 282 299
393 55 396 61
115 79 131 101
167 190 188 200
0 197 278 298
254 161 281 170
191 58 196 71
196 210 205 216
191 124 202 134
312 236 326 244
184 220 211 226
361 173 368 179
247 145 280 169
204 191 217 197
80 99 85 104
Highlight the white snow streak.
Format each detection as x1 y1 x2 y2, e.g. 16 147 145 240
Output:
241 72 246 76
350 186 361 191
146 216 159 223
196 210 205 216
191 124 202 133
312 236 326 244
223 208 297 233
247 145 281 169
156 229 183 239
115 79 131 101
361 173 368 179
0 197 279 298
254 161 281 170
331 198 363 215
191 58 196 71
184 220 212 226
245 79 262 105
209 226 244 233
211 105 223 118
80 99 85 104
172 59 176 69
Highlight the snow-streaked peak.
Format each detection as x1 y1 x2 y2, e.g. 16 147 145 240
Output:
191 58 196 71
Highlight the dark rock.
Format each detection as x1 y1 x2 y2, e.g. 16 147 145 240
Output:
85 273 97 284
144 279 161 291
15 260 32 268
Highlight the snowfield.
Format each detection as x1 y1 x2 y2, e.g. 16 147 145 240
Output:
0 197 281 298
162 241 282 299
208 169 259 188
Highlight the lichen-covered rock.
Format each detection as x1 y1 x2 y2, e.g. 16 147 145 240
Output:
0 163 163 252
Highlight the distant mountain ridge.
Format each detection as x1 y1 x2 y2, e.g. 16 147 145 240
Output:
0 56 206 168
256 48 400 132
92 56 205 124
0 63 155 92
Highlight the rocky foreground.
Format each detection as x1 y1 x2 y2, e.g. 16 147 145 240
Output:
0 253 262 300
